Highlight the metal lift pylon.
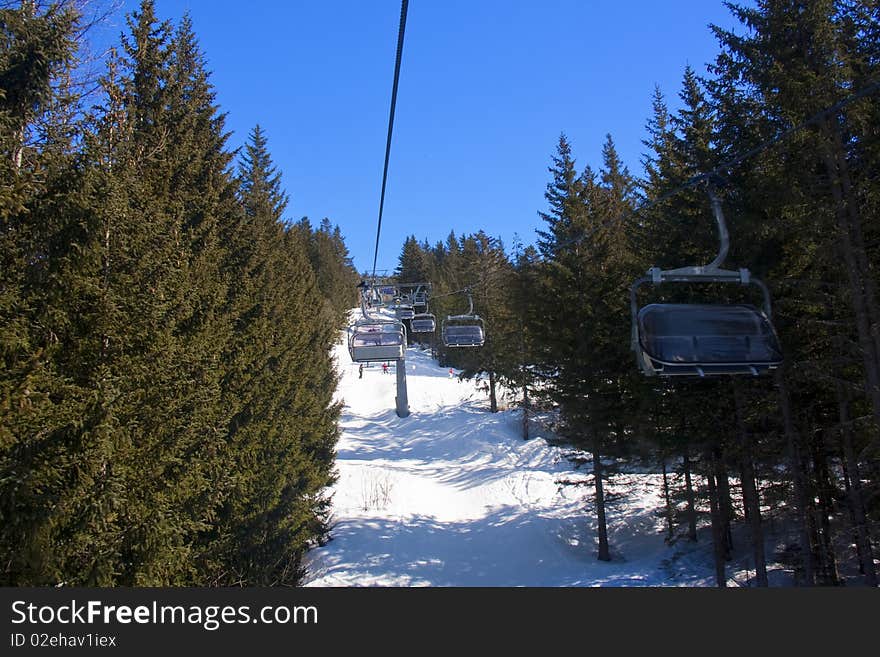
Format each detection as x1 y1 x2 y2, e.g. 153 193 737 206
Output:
395 357 409 418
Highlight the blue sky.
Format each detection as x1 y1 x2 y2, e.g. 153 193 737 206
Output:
97 1 749 274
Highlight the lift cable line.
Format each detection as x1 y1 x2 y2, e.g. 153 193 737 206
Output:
371 0 409 280
349 1 411 419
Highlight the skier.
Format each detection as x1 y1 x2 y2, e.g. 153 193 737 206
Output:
448 368 454 379
382 362 389 375
359 363 364 379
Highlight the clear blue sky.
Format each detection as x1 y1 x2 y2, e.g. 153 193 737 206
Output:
97 1 750 274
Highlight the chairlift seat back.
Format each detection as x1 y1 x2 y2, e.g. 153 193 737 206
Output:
442 317 484 347
395 305 415 320
411 314 436 333
348 320 407 362
636 303 782 376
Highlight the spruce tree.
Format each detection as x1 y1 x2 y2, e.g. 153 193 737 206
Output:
210 124 340 585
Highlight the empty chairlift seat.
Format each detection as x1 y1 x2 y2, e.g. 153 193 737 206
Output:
442 318 485 347
636 303 782 376
411 313 436 333
395 304 415 320
348 321 407 362
443 290 485 347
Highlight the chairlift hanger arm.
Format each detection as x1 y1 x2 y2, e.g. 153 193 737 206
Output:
465 289 474 316
706 183 729 270
632 182 774 319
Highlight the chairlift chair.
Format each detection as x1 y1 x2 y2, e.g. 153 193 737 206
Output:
410 286 436 333
442 290 485 347
411 313 436 333
630 182 783 377
348 318 407 363
348 287 407 362
395 303 415 320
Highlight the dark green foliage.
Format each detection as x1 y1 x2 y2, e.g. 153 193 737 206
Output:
1 1 348 586
395 235 430 283
203 124 339 585
4 0 880 587
295 217 360 325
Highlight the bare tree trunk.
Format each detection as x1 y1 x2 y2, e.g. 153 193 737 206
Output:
592 431 610 562
521 379 529 440
12 126 25 170
836 380 878 586
827 125 880 366
812 429 840 586
713 445 734 559
821 128 880 437
839 450 864 573
776 370 816 585
488 370 498 413
683 445 698 542
733 384 768 587
706 466 726 587
661 457 674 543
740 451 769 585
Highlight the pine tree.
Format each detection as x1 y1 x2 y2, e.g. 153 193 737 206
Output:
707 0 880 585
208 124 340 585
531 134 642 561
0 0 103 585
395 235 429 283
296 217 360 325
449 231 516 412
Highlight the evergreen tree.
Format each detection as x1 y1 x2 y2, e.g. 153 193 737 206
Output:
296 216 360 324
0 0 96 584
532 134 641 561
208 124 340 585
395 235 429 283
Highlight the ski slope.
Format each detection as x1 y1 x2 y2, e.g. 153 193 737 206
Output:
303 317 727 587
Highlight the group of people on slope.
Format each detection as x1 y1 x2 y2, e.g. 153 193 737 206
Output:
359 362 390 378
358 363 456 378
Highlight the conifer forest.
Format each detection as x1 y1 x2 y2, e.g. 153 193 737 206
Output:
2 0 879 587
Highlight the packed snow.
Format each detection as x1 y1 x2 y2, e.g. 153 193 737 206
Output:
302 313 788 587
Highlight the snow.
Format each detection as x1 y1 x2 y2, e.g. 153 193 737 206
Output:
302 312 760 586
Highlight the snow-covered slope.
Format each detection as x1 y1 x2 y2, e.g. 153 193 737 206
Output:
303 318 723 587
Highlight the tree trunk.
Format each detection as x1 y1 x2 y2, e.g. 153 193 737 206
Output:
827 125 880 367
592 433 610 562
839 450 864 574
706 467 726 587
661 457 674 543
733 384 768 587
713 445 734 559
13 126 25 170
821 127 880 438
488 370 498 413
776 369 816 586
812 429 840 586
522 379 530 440
836 380 878 586
683 445 698 542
